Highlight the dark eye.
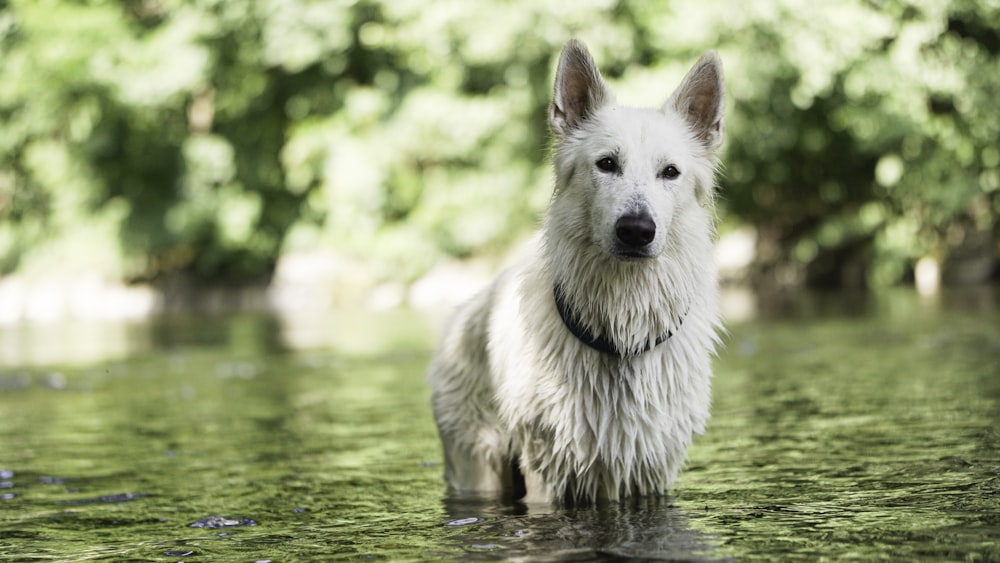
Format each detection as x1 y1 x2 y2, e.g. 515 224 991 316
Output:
595 156 620 174
659 165 680 180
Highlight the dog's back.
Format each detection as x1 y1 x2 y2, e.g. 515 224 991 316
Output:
429 39 725 503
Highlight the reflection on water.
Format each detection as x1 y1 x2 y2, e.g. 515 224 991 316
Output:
0 319 154 367
439 496 721 560
0 288 997 560
0 306 439 368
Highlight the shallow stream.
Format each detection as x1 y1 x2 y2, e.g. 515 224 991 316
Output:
1 289 998 560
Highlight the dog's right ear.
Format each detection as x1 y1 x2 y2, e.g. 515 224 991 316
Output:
550 39 614 136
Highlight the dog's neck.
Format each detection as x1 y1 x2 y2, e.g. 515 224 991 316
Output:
553 283 683 357
543 231 698 358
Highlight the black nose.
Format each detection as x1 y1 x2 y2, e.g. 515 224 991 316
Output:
615 211 656 249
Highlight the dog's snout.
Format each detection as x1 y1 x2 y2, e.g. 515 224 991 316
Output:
615 211 656 249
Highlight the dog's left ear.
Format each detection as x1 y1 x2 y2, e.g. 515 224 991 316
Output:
665 51 725 152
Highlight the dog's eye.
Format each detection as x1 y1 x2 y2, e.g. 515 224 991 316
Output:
659 165 680 180
595 157 620 174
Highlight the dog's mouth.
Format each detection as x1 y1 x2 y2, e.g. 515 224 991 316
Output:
612 246 657 261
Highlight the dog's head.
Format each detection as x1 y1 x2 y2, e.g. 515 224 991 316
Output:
548 39 725 261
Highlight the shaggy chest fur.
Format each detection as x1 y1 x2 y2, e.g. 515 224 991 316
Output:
485 250 717 502
511 352 710 501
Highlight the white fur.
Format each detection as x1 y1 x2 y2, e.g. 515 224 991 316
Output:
428 40 726 503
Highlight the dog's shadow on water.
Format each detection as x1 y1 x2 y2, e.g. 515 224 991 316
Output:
437 494 726 561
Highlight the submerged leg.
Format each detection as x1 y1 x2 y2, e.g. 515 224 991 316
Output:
438 427 507 494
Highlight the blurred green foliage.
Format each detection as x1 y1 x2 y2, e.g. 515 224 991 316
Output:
0 0 997 288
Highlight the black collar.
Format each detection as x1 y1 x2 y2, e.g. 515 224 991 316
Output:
553 285 681 358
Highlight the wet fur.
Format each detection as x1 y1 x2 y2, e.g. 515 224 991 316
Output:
428 39 726 503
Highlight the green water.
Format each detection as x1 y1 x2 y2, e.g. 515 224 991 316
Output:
1 289 998 560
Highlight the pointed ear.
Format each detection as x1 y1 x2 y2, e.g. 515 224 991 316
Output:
665 51 725 151
550 39 614 137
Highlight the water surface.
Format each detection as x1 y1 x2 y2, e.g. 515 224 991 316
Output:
0 289 997 560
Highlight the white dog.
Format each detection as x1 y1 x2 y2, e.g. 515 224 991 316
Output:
428 39 725 503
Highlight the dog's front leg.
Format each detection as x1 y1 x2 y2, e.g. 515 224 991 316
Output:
440 433 507 495
519 466 557 504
